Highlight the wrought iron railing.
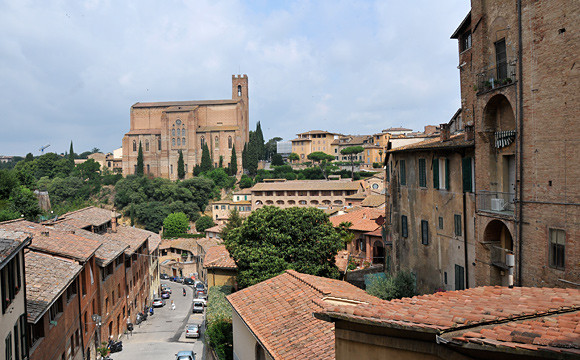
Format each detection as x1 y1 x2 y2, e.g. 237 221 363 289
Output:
477 190 515 214
475 59 517 93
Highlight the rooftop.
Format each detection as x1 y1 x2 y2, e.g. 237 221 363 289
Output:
159 238 199 255
252 179 360 192
329 207 384 232
0 230 31 267
196 237 222 253
205 224 225 234
227 270 380 360
25 250 83 323
106 226 155 256
388 133 474 153
132 99 239 108
204 245 237 270
60 206 119 228
361 194 386 208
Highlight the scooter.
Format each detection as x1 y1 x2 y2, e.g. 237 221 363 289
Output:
107 339 123 353
183 288 186 296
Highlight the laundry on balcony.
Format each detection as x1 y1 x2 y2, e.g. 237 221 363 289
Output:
495 130 516 148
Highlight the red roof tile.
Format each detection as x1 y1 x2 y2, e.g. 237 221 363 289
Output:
0 230 31 265
329 207 384 232
106 226 155 256
227 270 380 360
204 245 236 269
59 206 119 228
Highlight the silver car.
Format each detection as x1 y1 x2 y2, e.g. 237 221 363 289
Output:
185 324 200 338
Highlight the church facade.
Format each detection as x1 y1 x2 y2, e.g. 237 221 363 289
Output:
122 75 249 179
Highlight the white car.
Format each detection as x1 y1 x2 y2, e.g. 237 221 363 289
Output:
193 297 207 306
185 324 200 338
152 298 165 307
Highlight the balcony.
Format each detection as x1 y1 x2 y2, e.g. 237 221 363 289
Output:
477 190 515 216
490 245 512 270
475 59 516 94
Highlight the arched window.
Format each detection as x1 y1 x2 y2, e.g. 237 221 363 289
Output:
228 136 233 149
132 140 137 152
215 136 219 148
177 138 181 146
172 128 175 136
146 164 150 173
237 85 242 97
145 140 149 152
176 128 180 137
182 127 185 136
200 136 205 149
158 137 161 151
172 138 176 147
182 138 185 145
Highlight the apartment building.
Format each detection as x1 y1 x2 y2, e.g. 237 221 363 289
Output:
291 130 340 161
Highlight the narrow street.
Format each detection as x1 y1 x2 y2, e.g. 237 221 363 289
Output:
110 280 205 360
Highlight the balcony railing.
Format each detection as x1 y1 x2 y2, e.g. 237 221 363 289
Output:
490 245 512 270
475 59 516 93
477 190 515 215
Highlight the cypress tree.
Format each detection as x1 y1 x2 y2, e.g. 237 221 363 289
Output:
229 145 238 176
200 143 213 172
136 141 144 176
177 150 185 179
247 132 258 176
69 141 75 164
219 155 223 168
255 122 265 160
242 143 248 173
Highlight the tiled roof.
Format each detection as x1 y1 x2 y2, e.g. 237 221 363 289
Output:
447 310 580 356
205 224 225 234
361 194 385 208
296 130 338 136
364 228 383 238
148 232 162 254
196 238 222 253
106 226 155 256
1 220 101 262
335 250 349 273
25 250 83 323
132 99 239 108
388 134 473 153
204 245 237 269
126 129 162 135
227 270 380 360
159 238 198 255
317 287 580 334
329 207 384 232
233 188 252 195
0 230 30 266
60 206 118 228
252 180 360 192
383 127 413 132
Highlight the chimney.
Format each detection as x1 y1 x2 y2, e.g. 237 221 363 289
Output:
41 230 49 237
440 123 450 141
465 124 475 141
111 210 117 233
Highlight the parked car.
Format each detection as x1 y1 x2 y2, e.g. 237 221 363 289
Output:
160 273 169 280
152 298 165 307
184 278 195 285
192 302 204 313
184 324 200 338
193 297 207 307
195 289 206 298
195 282 205 291
161 285 172 294
175 277 184 283
176 351 196 360
161 291 171 299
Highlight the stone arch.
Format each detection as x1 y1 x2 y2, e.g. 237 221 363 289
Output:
483 94 515 133
310 200 319 205
276 200 284 205
483 219 513 251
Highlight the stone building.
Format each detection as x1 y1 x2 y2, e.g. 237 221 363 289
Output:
122 75 249 179
451 0 579 287
291 130 340 161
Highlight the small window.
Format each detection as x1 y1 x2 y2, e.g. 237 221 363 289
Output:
145 140 149 152
176 128 180 137
200 136 205 149
549 229 565 269
237 85 242 97
399 160 406 185
176 119 182 125
421 220 429 245
172 138 176 147
172 128 176 136
460 31 472 52
438 217 444 230
454 214 462 236
132 140 137 152
433 158 449 190
146 164 150 173
401 215 408 238
158 137 162 151
418 158 427 187
215 136 219 148
177 138 181 146
170 165 173 174
182 138 185 146
462 157 473 193
228 136 233 149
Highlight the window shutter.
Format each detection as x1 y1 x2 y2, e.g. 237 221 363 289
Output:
401 215 408 238
445 158 450 190
433 159 439 189
462 157 472 192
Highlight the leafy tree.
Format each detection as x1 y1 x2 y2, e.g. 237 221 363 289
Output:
91 147 100 153
53 158 74 178
48 177 85 204
72 159 101 180
0 170 19 200
307 151 335 180
136 141 144 176
193 164 201 177
177 150 185 180
69 141 75 164
229 145 237 176
133 201 171 232
224 206 343 288
205 317 233 360
25 153 34 162
366 270 417 300
271 153 284 166
202 168 236 191
33 153 61 179
238 175 253 189
195 215 215 233
10 186 41 220
200 143 213 172
221 207 243 240
163 212 190 237
340 146 364 179
264 137 282 161
0 209 20 222
245 132 259 176
288 153 299 162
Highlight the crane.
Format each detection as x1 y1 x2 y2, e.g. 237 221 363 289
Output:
39 144 50 153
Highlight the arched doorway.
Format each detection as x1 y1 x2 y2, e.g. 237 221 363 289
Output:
372 240 385 264
483 220 514 286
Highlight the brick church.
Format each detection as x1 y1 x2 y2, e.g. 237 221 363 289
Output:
122 75 249 179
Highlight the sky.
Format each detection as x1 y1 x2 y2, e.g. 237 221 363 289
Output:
0 0 471 156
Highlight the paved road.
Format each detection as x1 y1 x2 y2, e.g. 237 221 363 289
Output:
110 280 205 360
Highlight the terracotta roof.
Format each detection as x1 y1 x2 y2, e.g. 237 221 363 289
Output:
132 99 239 108
106 226 155 256
361 194 385 208
364 228 384 238
196 237 222 253
205 224 225 234
383 127 413 132
204 245 237 269
0 230 30 266
329 208 384 232
60 206 118 228
335 250 349 273
233 188 252 195
25 250 83 323
125 129 162 135
447 310 580 356
388 134 474 153
159 238 198 255
296 130 338 136
317 286 580 334
148 233 162 254
227 270 380 360
252 180 360 192
1 219 101 262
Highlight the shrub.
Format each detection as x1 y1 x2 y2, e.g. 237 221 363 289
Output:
238 175 253 189
195 215 215 233
162 212 189 238
205 317 232 360
366 270 417 300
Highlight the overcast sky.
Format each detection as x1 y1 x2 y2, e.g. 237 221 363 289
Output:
0 0 470 156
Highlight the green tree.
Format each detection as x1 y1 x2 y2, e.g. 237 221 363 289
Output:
25 153 34 162
195 215 215 233
366 270 417 300
200 143 213 172
224 206 343 288
288 152 299 162
264 137 282 161
136 141 144 176
255 122 265 160
229 145 237 176
271 153 284 166
193 164 201 176
69 141 75 164
245 132 259 176
72 159 101 180
307 151 335 180
218 155 223 168
241 143 248 174
205 317 233 360
221 207 243 240
238 175 253 189
177 150 185 180
10 186 41 220
163 212 190 237
340 146 364 179
0 170 19 200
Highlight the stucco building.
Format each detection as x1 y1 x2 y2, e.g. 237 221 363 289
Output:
122 75 249 179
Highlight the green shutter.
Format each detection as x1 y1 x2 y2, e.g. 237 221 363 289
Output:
418 159 426 187
400 160 406 185
445 158 450 190
462 157 472 192
433 158 439 189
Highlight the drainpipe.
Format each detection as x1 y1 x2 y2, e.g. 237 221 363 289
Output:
517 0 524 286
462 192 469 289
